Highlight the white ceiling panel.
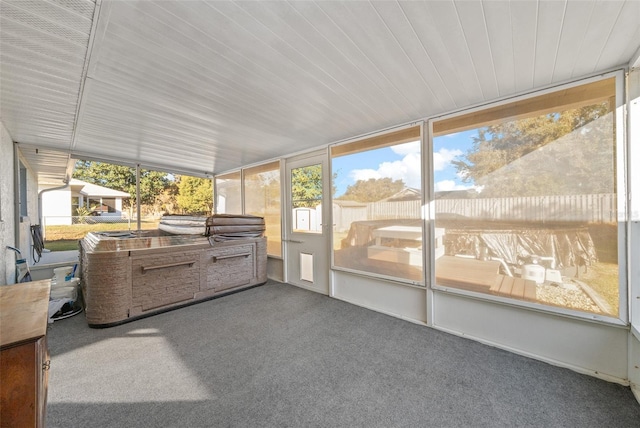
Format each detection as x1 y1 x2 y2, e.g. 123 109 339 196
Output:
596 1 640 72
1 0 639 181
400 1 470 110
18 143 73 185
482 1 516 97
0 0 95 183
372 1 455 110
511 0 539 92
572 1 626 78
533 0 566 88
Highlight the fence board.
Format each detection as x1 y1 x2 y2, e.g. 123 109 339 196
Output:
433 194 616 223
349 194 617 224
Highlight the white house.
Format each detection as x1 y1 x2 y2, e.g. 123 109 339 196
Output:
41 179 130 226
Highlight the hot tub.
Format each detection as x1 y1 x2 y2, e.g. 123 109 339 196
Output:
80 230 267 327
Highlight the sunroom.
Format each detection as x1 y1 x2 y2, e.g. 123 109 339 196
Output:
1 0 639 424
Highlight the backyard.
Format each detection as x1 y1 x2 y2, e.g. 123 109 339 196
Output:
44 220 160 251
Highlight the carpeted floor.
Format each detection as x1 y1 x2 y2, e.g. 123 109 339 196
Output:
46 280 640 427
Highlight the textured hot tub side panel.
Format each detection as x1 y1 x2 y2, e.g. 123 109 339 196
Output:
81 241 132 325
81 235 268 326
256 238 267 284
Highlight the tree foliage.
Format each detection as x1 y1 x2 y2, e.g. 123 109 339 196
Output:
175 176 213 214
291 165 323 208
244 170 280 214
453 103 614 197
73 161 170 207
338 177 406 202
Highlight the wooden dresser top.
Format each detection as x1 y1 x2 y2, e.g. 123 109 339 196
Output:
0 280 51 348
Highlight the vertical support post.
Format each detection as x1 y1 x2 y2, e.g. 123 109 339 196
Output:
627 64 640 405
13 142 20 258
136 164 141 231
136 163 142 231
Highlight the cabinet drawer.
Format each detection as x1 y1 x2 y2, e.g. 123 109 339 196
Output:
131 251 201 311
206 244 256 292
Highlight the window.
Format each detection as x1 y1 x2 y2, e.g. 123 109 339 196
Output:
244 162 282 257
432 77 622 319
215 163 283 258
215 171 242 214
19 163 27 217
71 196 80 214
331 125 423 284
290 164 323 234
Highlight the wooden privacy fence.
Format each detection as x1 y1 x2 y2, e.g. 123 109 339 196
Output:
358 194 617 224
367 201 421 220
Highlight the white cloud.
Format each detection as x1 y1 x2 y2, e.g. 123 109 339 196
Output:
434 180 476 192
346 145 464 191
350 152 421 188
350 168 381 181
433 148 462 171
390 140 420 156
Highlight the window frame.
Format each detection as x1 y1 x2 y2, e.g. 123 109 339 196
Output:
427 70 627 326
19 162 27 218
215 160 284 259
329 122 426 287
243 160 283 258
214 170 243 215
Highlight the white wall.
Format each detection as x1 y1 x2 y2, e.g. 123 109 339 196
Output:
0 120 15 284
433 292 629 381
42 188 72 225
332 270 427 324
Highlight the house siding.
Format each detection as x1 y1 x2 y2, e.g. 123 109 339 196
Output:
42 189 73 225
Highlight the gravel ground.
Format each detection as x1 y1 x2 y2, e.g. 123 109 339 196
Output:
536 281 602 313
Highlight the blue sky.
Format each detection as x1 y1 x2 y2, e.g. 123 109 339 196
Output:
332 129 478 197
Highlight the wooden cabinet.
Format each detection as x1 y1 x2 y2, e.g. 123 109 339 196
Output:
0 280 51 428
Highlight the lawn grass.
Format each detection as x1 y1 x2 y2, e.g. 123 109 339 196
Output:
45 240 80 252
45 221 159 247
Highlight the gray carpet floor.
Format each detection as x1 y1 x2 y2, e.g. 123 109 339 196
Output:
46 280 640 427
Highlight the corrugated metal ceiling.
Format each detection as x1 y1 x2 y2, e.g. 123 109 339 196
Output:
1 0 639 182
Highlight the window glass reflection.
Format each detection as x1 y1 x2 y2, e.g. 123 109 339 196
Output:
244 162 282 257
215 171 242 214
331 127 423 284
433 78 619 317
291 164 323 234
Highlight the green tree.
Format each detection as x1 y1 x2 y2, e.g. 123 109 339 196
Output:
453 103 614 197
176 176 213 214
73 161 170 207
291 165 323 208
338 177 406 202
244 170 280 215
